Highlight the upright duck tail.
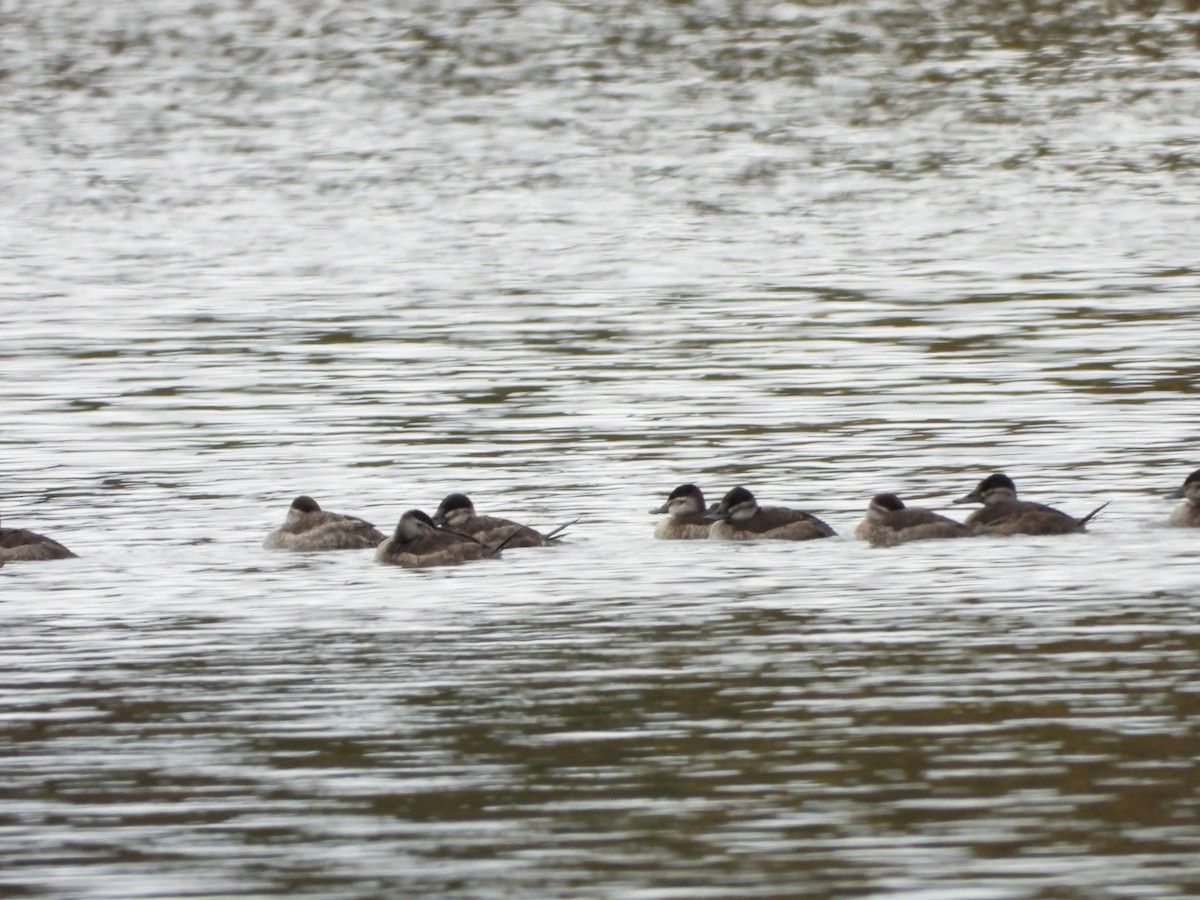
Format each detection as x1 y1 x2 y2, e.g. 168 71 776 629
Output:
542 517 581 543
1077 501 1110 530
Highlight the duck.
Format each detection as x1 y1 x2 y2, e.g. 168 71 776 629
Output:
263 495 386 551
431 493 562 548
375 509 496 567
855 493 971 547
1167 468 1200 527
650 484 713 540
953 473 1107 536
706 486 836 541
0 512 76 562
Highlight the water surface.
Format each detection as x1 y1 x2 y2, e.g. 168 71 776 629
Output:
2 1 1200 897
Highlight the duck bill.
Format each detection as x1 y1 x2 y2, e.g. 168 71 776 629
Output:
705 506 731 521
1167 488 1184 500
649 503 669 515
953 491 982 505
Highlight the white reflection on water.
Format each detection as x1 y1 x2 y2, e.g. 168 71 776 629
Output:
3 0 1200 896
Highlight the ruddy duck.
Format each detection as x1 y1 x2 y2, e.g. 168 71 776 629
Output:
1167 468 1200 527
375 509 496 567
706 486 836 541
431 493 562 548
263 495 386 551
954 473 1107 536
855 493 970 547
0 513 76 562
650 484 712 540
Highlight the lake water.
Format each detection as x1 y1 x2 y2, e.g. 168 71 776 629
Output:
2 1 1200 897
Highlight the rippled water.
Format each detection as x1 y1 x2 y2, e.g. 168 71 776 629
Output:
3 1 1200 897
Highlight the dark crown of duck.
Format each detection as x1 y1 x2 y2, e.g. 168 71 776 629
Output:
433 493 473 523
394 509 437 539
669 484 701 501
291 495 321 513
956 473 1015 503
707 486 754 519
650 483 707 515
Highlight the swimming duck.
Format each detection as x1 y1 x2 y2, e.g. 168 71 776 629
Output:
375 509 496 567
1167 468 1200 527
953 473 1107 536
706 486 836 541
431 493 561 548
263 495 386 551
855 493 971 547
650 484 712 540
0 513 76 561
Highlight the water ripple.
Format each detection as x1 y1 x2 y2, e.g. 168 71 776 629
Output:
3 0 1200 897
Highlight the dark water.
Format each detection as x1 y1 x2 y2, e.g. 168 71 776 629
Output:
2 1 1200 897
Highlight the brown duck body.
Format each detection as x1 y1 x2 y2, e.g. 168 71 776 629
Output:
708 487 836 542
1168 503 1200 528
955 474 1106 536
855 494 970 547
710 507 835 541
963 500 1087 536
433 493 556 548
264 496 386 551
651 484 712 540
0 526 76 561
655 515 712 540
443 514 550 548
376 510 494 568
